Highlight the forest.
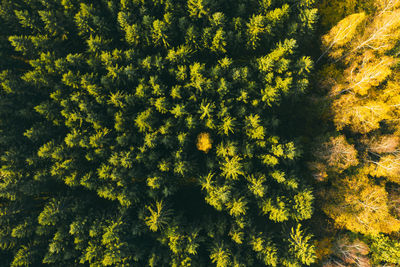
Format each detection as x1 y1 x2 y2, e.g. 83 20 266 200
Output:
0 0 399 266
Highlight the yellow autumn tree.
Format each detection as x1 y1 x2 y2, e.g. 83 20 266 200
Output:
320 12 366 61
351 6 400 54
367 155 400 183
322 171 400 235
332 94 391 134
345 54 394 95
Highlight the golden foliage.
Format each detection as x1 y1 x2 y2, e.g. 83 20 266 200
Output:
375 0 400 10
196 132 212 153
322 12 366 58
333 94 391 134
317 0 400 257
323 172 400 235
368 155 400 183
322 1 400 61
322 4 400 134
354 8 400 54
346 54 394 95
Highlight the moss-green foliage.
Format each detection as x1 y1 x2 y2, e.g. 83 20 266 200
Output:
0 0 317 265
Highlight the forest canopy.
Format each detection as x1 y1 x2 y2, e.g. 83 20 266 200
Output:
3 0 400 266
0 0 318 266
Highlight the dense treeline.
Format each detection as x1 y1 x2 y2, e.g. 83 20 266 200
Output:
313 0 400 265
0 0 318 266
